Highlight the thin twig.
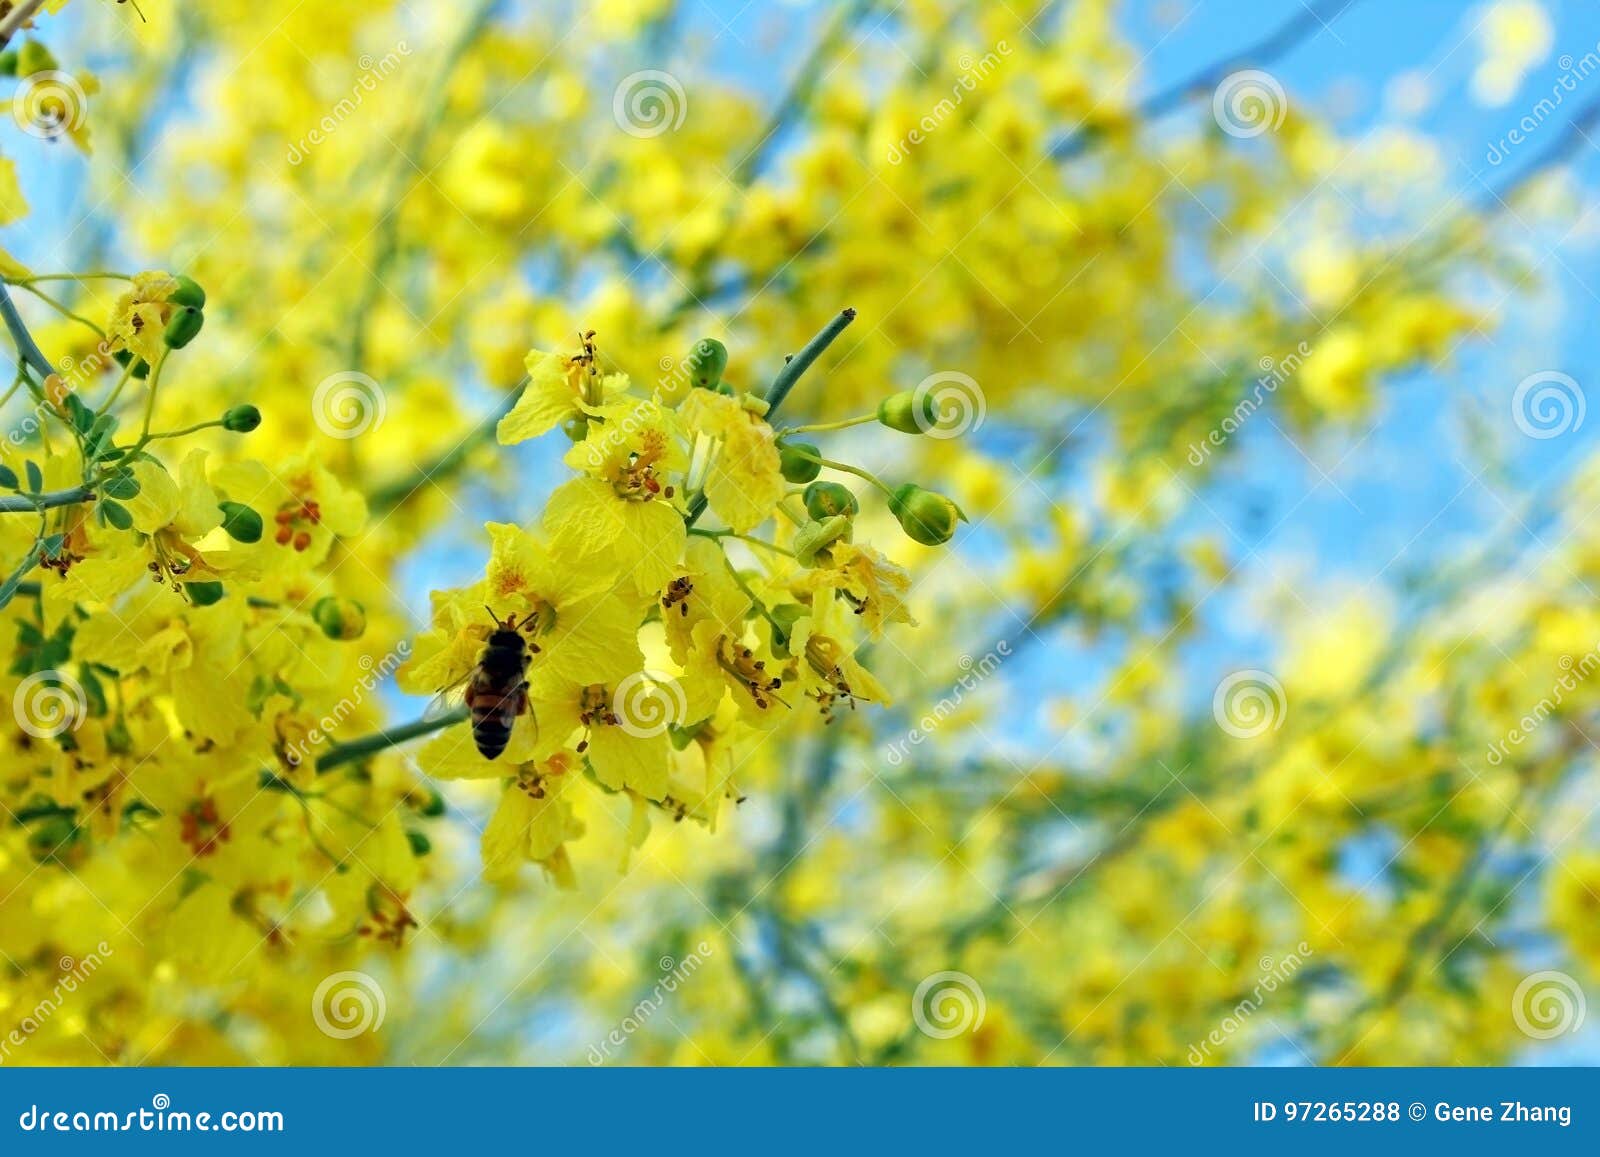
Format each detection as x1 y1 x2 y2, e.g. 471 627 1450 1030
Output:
0 0 49 50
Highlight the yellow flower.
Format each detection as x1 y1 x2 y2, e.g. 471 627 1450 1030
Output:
481 754 586 884
532 680 669 800
107 270 178 366
791 540 915 638
496 342 631 444
544 399 689 598
679 389 785 532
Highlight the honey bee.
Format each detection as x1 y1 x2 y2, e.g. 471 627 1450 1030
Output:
439 609 540 761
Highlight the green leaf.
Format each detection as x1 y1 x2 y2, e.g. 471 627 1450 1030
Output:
101 471 140 500
65 394 94 434
0 464 17 490
100 499 133 530
24 460 42 494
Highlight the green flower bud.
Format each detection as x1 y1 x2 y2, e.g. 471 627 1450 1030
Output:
222 404 261 433
169 275 207 309
184 581 227 607
562 415 589 443
406 830 432 857
312 596 366 640
877 389 939 434
793 514 851 567
778 440 822 484
768 602 805 657
0 50 18 78
888 483 967 546
113 349 150 379
16 40 57 77
218 501 263 543
686 338 728 389
163 305 204 349
803 480 858 520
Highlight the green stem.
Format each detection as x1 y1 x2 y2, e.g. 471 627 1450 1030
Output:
98 359 137 413
10 272 133 285
782 412 875 436
787 446 895 499
689 527 795 558
136 350 169 445
143 418 227 442
0 283 54 381
316 707 468 775
15 282 105 337
0 486 94 514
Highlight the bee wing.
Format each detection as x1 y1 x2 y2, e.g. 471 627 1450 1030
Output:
425 668 475 722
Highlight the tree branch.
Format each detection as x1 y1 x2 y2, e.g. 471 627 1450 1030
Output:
0 0 49 50
1 283 55 381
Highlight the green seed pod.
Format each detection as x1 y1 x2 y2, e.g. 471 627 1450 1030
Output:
16 40 57 77
0 50 18 78
312 596 366 640
877 389 939 434
113 349 151 379
779 440 822 484
888 483 966 546
803 480 858 519
222 404 261 433
163 305 205 349
686 338 729 389
184 581 227 607
406 830 432 857
414 786 446 817
169 275 207 309
218 501 263 543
